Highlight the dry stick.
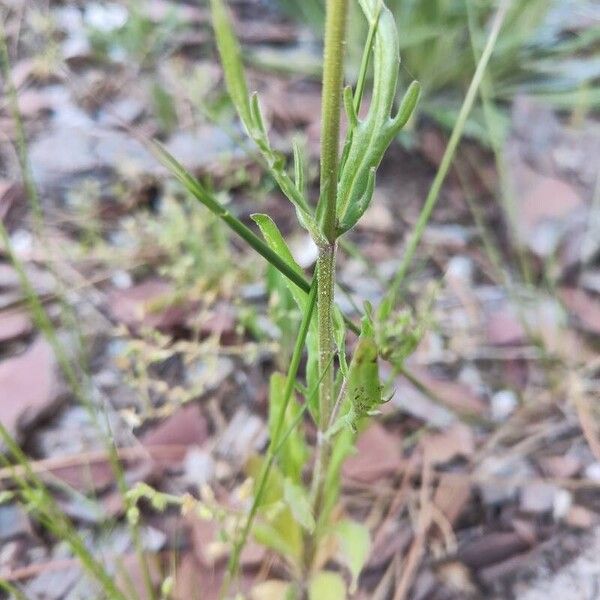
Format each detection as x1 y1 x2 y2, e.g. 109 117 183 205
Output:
569 373 600 462
0 445 191 484
387 0 511 306
393 452 434 600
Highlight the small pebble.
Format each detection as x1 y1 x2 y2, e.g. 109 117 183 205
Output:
111 270 132 289
584 463 600 482
183 447 215 488
446 255 474 284
520 481 559 514
553 489 573 520
491 389 518 422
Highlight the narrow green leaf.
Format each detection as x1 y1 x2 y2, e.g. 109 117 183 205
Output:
268 373 307 483
343 85 358 129
386 0 511 304
209 0 253 130
335 520 371 593
391 80 421 132
250 91 268 138
151 142 310 294
292 137 306 195
309 571 346 600
283 478 315 533
251 213 307 311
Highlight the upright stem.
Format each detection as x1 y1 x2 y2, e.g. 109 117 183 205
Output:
316 244 336 429
318 0 348 242
316 0 347 435
306 0 348 578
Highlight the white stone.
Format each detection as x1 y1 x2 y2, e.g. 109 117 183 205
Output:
491 389 518 422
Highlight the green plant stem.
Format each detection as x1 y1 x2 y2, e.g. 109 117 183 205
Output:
306 0 349 578
317 0 348 242
316 244 337 430
387 0 510 305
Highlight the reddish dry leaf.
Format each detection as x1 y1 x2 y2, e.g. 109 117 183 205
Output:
564 505 597 529
433 474 471 526
141 403 209 471
0 310 32 343
519 175 583 236
537 455 582 479
188 515 220 568
407 367 487 418
191 303 237 342
51 460 116 494
116 554 162 600
560 287 600 336
142 404 209 448
0 337 63 440
485 306 526 346
107 279 194 332
0 181 26 231
262 80 321 132
343 423 405 483
173 553 214 600
423 424 475 466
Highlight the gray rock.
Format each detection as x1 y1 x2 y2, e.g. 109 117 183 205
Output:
520 481 560 514
29 126 98 186
0 504 32 540
214 407 267 466
476 455 533 506
183 447 215 488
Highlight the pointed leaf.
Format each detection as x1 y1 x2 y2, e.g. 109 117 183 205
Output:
283 478 315 533
269 373 307 482
335 520 371 593
309 571 346 600
252 214 306 311
209 0 253 130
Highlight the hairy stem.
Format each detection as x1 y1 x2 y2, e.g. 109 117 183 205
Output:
306 0 348 575
317 0 348 242
316 244 337 430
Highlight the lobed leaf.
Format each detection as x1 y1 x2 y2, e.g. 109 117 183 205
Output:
336 0 421 236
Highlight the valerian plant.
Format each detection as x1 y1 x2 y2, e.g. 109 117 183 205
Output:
154 0 419 596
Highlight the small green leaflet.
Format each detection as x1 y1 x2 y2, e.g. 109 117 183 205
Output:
344 333 382 430
335 519 371 593
327 319 385 437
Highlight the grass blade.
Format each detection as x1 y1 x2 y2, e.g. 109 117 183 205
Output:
387 0 511 305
